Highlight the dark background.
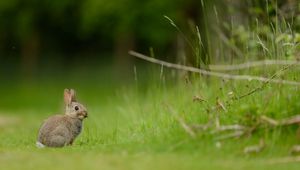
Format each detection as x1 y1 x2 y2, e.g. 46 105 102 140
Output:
0 0 299 81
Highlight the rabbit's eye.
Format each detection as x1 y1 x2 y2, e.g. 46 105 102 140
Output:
75 106 79 111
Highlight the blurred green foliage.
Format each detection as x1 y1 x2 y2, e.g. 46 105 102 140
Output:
221 0 300 61
0 0 299 74
0 0 190 56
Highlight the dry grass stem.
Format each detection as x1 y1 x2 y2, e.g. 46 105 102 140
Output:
260 115 279 126
280 115 300 125
237 64 295 100
190 123 213 131
193 95 207 102
165 104 196 138
212 125 246 133
129 51 300 86
215 130 245 140
243 139 265 154
209 60 300 71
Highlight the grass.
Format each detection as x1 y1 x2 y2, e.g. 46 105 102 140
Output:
1 6 299 168
1 64 300 170
0 1 299 169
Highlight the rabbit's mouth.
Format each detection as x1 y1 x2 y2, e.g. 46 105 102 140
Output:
83 111 88 118
78 111 88 119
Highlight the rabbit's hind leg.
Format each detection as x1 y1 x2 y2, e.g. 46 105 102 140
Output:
48 135 68 147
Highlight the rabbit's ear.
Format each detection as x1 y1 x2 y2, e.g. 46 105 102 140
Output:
70 89 77 102
64 89 72 105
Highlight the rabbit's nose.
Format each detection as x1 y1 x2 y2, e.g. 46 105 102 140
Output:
83 111 88 118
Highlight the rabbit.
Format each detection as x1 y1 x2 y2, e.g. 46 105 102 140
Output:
36 88 88 148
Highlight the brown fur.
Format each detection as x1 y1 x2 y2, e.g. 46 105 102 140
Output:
37 89 87 148
37 115 82 147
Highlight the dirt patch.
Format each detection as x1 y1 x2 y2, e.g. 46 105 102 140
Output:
0 114 20 127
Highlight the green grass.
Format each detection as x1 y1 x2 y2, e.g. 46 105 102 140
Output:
1 66 300 170
0 1 299 169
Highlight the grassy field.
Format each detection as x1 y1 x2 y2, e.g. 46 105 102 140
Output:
1 65 300 170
